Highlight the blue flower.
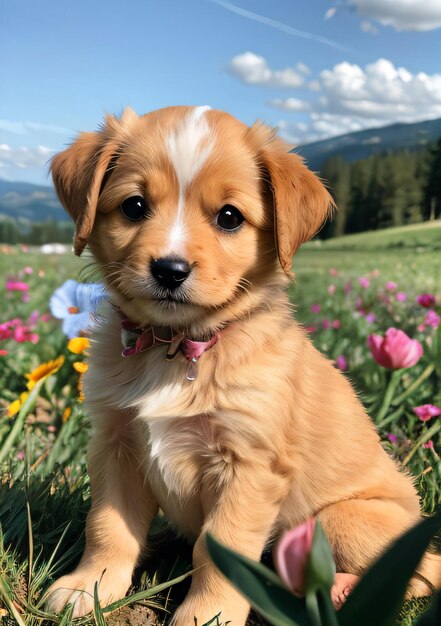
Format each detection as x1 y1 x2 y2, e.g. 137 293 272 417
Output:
50 280 107 339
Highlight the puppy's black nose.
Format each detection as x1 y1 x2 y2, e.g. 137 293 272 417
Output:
150 257 191 290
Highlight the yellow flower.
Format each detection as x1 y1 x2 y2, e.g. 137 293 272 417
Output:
68 337 90 354
73 361 88 374
25 355 65 390
7 399 22 418
78 374 85 403
62 406 72 422
7 392 30 418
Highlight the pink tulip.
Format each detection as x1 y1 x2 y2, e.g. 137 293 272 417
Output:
368 328 423 369
413 405 441 422
6 280 29 291
274 518 316 596
417 294 436 308
425 310 440 329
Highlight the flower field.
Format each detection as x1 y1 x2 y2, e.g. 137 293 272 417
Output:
0 235 440 625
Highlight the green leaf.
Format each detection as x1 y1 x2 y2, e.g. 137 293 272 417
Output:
206 533 311 626
306 522 336 594
93 581 107 626
339 514 441 626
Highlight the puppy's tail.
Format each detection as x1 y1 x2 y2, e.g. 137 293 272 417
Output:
408 551 441 597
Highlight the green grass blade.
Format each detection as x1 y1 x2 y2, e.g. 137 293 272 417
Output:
206 533 311 626
339 514 441 626
93 581 107 626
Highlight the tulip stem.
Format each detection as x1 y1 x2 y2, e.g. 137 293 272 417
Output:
306 591 322 626
317 587 339 626
392 364 435 407
402 421 441 467
376 405 405 430
375 371 402 424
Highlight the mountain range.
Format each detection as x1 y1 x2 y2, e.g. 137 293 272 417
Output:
2 116 441 223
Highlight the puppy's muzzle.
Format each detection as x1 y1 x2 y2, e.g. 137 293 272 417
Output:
150 257 191 291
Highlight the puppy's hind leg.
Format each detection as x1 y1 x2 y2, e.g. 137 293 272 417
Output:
45 409 158 618
318 498 440 601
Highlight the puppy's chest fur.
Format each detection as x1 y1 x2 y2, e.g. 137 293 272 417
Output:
146 413 225 538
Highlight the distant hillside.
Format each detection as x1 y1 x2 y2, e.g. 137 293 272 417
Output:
0 179 65 222
298 117 441 171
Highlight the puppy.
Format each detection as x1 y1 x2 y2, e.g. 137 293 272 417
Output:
46 106 440 623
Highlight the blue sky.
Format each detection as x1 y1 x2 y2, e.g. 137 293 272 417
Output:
1 0 441 184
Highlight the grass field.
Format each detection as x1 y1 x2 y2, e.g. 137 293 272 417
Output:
0 220 440 625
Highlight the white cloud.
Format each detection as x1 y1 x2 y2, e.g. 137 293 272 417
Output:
296 62 311 75
0 144 56 170
360 20 379 34
274 59 441 145
320 59 441 122
227 52 304 87
347 0 441 31
0 119 72 136
268 98 310 112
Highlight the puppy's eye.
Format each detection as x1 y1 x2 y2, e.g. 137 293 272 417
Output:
120 196 149 221
215 205 244 232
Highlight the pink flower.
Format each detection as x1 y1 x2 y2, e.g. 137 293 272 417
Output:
327 284 336 296
311 304 321 314
385 281 397 292
332 320 341 329
322 319 331 330
335 355 347 370
23 267 33 275
423 440 434 449
359 277 370 289
16 450 25 460
365 313 376 324
425 310 440 329
274 518 316 597
387 433 398 443
368 328 423 369
6 280 29 292
13 325 39 344
305 326 317 333
0 349 8 356
413 404 441 422
396 292 407 302
21 293 30 303
329 268 339 277
417 324 426 332
0 323 12 340
28 311 40 326
417 294 436 308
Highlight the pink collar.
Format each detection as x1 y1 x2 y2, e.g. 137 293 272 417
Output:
120 317 219 381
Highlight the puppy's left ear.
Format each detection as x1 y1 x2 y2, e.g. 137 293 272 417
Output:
251 125 335 276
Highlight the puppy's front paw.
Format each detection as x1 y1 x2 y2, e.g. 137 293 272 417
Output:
45 568 131 618
171 596 248 626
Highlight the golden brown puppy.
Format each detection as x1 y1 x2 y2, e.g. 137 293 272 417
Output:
46 106 440 623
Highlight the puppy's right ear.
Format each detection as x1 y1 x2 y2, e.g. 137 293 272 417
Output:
51 128 117 255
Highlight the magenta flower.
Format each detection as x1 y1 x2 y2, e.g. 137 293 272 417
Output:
6 280 29 292
423 440 434 449
0 323 12 340
387 433 398 443
425 310 440 329
359 277 370 289
311 304 321 313
274 518 316 597
335 355 347 370
368 328 423 369
413 404 441 422
332 320 341 329
305 326 317 333
322 319 331 330
385 281 397 292
13 325 39 344
396 292 407 302
417 294 436 308
365 312 376 324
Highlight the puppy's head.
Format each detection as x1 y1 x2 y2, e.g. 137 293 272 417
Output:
52 106 333 331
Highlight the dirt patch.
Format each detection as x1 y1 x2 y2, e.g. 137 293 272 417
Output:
106 604 158 626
